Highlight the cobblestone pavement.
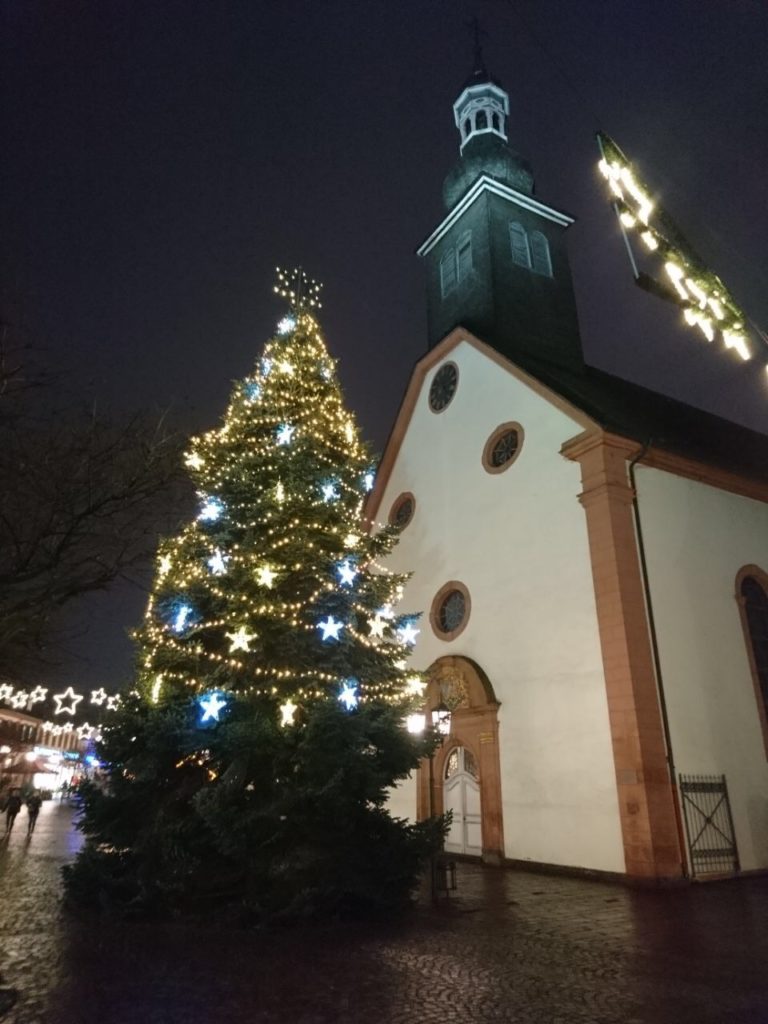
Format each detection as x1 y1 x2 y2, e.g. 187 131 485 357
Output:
1 802 767 1023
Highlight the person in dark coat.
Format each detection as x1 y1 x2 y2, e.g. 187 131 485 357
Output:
4 790 22 833
25 792 42 835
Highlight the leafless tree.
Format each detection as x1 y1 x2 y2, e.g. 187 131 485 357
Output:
0 333 187 674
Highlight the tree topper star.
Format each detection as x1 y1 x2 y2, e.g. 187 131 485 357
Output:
53 686 84 716
226 626 256 653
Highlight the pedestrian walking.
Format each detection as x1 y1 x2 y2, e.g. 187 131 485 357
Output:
26 791 42 835
4 789 22 833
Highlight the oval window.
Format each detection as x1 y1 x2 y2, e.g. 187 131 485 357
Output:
389 492 415 529
482 422 524 474
431 581 471 641
429 362 459 413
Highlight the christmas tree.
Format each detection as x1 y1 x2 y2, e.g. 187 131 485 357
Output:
65 269 443 921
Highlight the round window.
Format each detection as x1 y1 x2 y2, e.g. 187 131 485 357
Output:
389 492 415 529
429 362 458 412
482 422 524 474
430 581 471 641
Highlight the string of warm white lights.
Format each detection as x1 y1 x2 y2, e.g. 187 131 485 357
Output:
596 131 764 374
134 276 426 725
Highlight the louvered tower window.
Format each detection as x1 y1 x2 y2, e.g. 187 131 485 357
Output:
509 222 531 268
530 231 553 277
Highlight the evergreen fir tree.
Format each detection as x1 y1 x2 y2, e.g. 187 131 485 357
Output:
65 270 443 921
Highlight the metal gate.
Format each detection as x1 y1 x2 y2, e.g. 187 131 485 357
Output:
679 774 739 878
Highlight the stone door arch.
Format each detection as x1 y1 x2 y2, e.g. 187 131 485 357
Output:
416 655 504 863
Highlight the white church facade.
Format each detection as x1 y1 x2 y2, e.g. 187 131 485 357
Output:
370 64 768 882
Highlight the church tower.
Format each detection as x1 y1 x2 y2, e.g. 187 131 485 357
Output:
418 61 584 371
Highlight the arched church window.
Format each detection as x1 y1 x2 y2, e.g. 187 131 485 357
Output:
737 570 768 755
457 232 472 282
440 247 457 297
476 110 488 130
530 231 553 277
509 222 531 268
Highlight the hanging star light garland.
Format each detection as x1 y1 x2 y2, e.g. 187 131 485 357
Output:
54 687 84 716
596 131 761 369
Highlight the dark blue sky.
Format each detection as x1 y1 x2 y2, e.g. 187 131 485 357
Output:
2 0 767 688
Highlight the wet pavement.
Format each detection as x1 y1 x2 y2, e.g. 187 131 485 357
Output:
0 801 767 1023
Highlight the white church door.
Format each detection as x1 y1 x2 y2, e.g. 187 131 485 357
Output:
443 746 482 856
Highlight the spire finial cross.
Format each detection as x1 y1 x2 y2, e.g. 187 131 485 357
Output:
273 266 323 315
465 16 488 72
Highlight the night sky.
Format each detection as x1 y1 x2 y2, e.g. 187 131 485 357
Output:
2 0 767 690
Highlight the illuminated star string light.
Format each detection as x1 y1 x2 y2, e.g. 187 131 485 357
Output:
336 560 358 586
338 680 359 710
207 549 230 576
276 423 295 446
317 616 343 641
596 131 759 369
54 687 84 716
198 497 224 523
280 700 297 726
198 691 227 723
226 626 256 653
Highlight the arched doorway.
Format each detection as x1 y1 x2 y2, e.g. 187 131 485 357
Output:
416 655 504 863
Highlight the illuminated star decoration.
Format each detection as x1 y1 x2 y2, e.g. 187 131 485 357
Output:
226 626 256 653
0 684 13 702
158 554 172 577
29 686 48 705
377 604 395 620
337 560 358 587
406 676 427 697
207 549 230 576
321 481 339 502
277 360 294 376
276 423 295 446
62 722 73 734
368 615 386 639
317 616 343 642
338 681 359 710
198 691 227 724
54 687 84 716
277 315 296 336
90 688 108 706
172 603 194 634
245 380 261 402
280 700 297 727
185 452 204 471
261 357 273 376
397 622 420 647
363 472 375 492
198 497 224 522
11 691 29 709
106 695 121 711
76 723 93 741
273 265 323 313
256 565 277 589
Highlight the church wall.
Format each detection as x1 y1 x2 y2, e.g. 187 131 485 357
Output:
635 466 768 871
380 340 625 872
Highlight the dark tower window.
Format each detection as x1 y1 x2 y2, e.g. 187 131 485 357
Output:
457 232 472 282
492 112 500 132
476 110 488 130
530 231 553 277
440 248 457 297
463 119 470 137
509 222 531 268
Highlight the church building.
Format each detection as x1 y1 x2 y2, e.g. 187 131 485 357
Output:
370 63 768 881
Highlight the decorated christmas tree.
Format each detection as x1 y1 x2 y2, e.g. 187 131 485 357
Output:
65 270 443 920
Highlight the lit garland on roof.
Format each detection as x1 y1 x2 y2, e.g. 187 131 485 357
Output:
596 131 760 369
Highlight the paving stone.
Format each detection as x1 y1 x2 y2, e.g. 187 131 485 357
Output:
1 802 767 1023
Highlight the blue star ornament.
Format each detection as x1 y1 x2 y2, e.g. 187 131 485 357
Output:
198 497 224 522
336 559 358 586
276 423 295 446
198 691 227 724
338 681 359 710
397 622 420 646
317 615 343 641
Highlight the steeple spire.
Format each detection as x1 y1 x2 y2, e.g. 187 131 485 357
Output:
452 48 509 153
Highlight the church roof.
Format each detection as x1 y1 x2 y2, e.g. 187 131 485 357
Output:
518 352 768 484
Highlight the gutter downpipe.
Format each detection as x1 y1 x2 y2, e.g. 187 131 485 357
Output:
628 441 689 880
